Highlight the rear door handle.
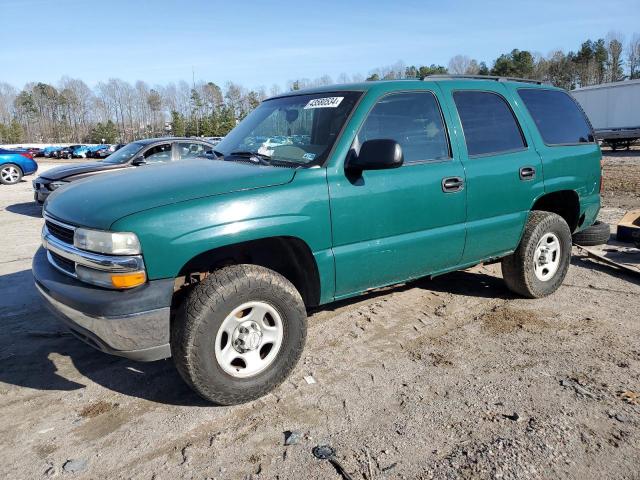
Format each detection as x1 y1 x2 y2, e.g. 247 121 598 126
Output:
442 176 464 193
519 166 536 180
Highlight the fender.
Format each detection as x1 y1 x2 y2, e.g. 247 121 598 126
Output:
110 168 336 302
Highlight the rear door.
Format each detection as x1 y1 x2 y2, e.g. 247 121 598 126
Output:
438 81 545 262
327 88 467 298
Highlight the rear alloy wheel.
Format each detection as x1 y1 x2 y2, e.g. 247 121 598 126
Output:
0 164 23 185
172 264 307 405
502 211 572 298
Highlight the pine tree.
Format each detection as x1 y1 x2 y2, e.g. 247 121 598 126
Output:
8 119 24 143
171 111 186 137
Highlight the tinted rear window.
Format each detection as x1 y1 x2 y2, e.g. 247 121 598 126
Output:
453 91 526 157
517 89 594 145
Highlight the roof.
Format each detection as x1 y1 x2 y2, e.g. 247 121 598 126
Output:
269 76 557 99
571 78 640 92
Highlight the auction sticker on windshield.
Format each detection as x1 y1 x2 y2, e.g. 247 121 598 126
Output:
304 97 344 109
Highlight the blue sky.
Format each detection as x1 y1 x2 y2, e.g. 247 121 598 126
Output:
1 0 639 89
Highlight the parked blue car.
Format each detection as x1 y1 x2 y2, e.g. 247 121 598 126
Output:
85 144 109 158
42 146 61 158
71 145 90 158
0 148 38 185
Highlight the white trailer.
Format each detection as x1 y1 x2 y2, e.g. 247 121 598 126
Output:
571 79 640 150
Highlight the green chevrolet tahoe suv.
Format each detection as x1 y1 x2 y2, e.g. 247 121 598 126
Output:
33 76 601 405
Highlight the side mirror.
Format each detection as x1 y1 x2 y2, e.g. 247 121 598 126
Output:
346 139 403 172
131 156 146 166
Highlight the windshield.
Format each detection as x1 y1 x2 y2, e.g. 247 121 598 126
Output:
101 142 144 164
215 91 362 166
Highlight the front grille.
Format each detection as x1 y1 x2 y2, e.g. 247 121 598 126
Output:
49 251 76 275
45 220 74 244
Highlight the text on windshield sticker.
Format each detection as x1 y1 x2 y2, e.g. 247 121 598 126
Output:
304 97 344 109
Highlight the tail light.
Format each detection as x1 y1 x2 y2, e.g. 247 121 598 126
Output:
599 157 604 194
19 152 33 160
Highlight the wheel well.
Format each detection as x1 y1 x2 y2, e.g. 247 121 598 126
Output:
176 236 321 307
531 190 581 232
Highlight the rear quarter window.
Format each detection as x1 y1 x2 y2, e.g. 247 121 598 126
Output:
517 89 595 145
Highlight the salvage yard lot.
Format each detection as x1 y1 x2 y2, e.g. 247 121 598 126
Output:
1 152 639 479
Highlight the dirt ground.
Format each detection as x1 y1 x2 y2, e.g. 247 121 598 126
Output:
1 150 639 480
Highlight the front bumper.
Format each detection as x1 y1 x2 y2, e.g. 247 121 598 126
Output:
32 180 50 204
33 247 174 361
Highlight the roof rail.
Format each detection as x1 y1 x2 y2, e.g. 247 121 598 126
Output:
422 74 545 85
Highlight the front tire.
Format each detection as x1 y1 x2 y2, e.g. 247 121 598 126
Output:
0 164 23 185
501 211 572 298
172 264 307 405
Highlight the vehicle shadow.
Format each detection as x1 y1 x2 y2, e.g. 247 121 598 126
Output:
3 263 516 406
601 147 640 157
313 265 517 315
0 269 209 407
570 253 640 285
6 201 42 218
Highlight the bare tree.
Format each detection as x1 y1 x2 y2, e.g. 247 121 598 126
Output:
0 82 17 126
628 34 640 79
465 59 481 75
337 73 351 84
269 84 281 97
317 75 333 86
448 55 471 74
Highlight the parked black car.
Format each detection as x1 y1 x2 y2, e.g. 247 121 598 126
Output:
53 145 81 159
92 143 125 159
33 138 215 204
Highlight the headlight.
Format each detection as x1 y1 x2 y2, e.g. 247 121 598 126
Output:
48 180 68 191
74 228 141 255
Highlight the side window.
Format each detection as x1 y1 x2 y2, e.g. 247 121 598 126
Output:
517 89 595 145
143 144 172 163
453 91 526 157
358 91 450 163
177 142 208 160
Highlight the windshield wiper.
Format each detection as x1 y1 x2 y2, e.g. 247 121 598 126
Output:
227 151 273 165
226 150 308 168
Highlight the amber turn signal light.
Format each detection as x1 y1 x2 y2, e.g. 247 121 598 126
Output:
110 271 147 289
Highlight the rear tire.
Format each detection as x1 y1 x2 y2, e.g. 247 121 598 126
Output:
501 211 572 298
172 264 307 405
0 164 23 185
572 221 610 246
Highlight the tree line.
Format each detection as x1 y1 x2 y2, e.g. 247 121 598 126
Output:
1 31 638 145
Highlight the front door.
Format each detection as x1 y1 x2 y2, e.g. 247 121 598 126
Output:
327 89 467 298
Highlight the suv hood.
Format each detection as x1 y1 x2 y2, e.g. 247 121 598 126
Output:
41 161 126 180
44 159 296 230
